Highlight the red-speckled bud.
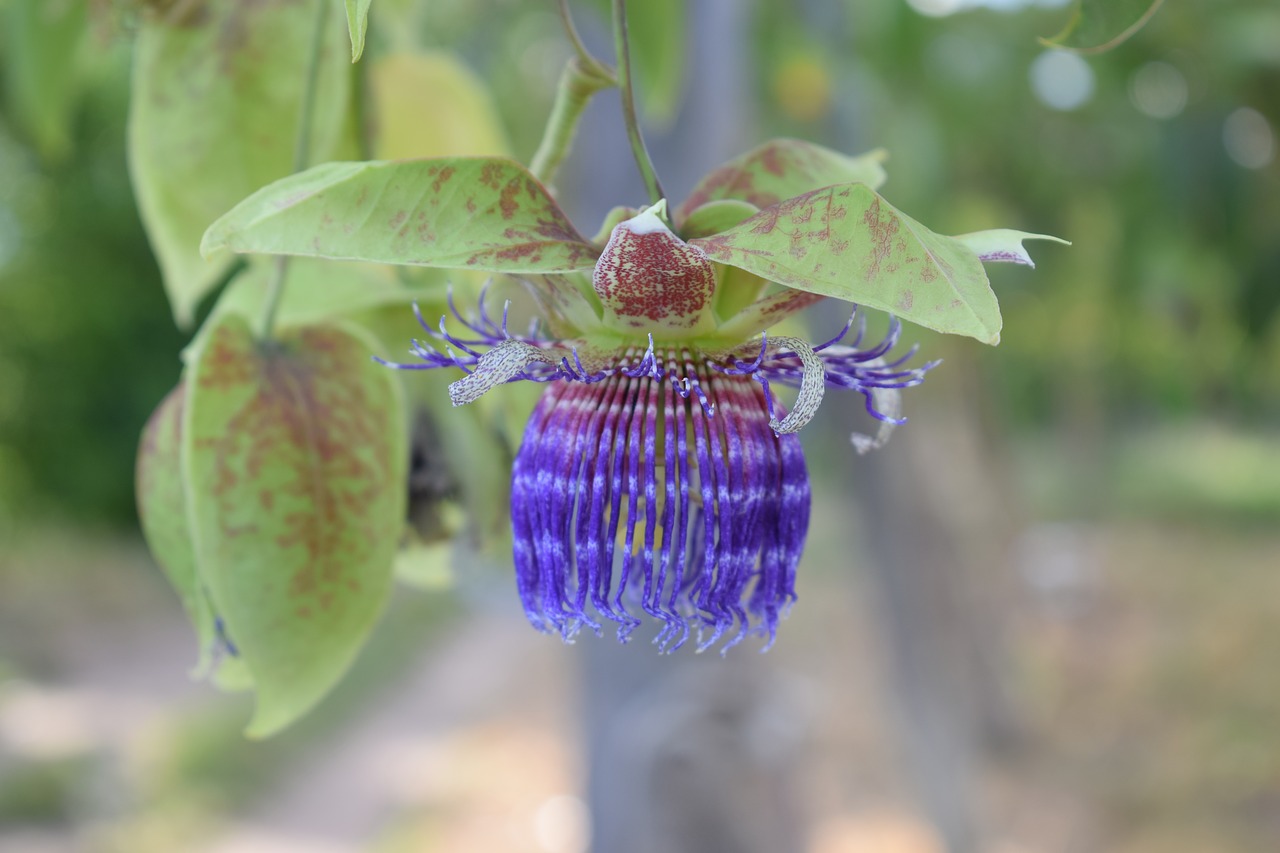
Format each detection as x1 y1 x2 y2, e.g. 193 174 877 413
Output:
592 200 717 337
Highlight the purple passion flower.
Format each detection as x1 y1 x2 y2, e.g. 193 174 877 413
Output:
382 201 936 652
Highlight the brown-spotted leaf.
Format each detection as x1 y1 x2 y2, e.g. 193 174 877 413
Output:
202 159 598 275
183 313 407 736
676 139 887 227
130 0 350 326
691 184 1005 344
137 383 218 673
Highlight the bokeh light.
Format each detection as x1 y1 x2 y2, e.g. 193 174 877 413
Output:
1129 61 1189 120
1029 49 1095 111
1223 106 1275 169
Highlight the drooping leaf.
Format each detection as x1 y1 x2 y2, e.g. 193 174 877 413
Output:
183 313 407 736
201 159 599 274
953 230 1070 269
137 383 254 691
136 384 217 672
1042 0 1165 54
345 0 373 62
677 139 888 226
370 52 511 160
691 184 1026 344
130 0 350 326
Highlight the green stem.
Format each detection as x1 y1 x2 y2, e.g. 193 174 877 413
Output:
260 0 329 341
557 0 611 79
611 0 665 208
530 58 614 184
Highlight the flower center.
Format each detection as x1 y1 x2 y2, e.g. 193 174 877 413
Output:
511 346 810 652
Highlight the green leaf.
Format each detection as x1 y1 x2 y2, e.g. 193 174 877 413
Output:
628 0 686 127
677 139 888 226
691 184 1007 344
130 0 351 327
370 51 511 159
183 313 407 736
953 230 1070 269
344 0 373 62
2 0 87 161
1042 0 1165 54
137 382 254 691
212 258 426 329
201 159 599 274
137 384 217 673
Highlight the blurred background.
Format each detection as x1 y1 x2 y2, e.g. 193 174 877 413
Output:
1 0 1278 851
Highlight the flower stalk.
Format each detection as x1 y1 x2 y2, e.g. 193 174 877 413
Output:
612 0 666 209
260 0 330 341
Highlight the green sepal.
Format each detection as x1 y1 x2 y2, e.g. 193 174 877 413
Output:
679 199 759 240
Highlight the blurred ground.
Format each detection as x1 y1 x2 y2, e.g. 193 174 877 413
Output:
2 456 1278 853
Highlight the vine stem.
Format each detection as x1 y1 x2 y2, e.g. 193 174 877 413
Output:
611 0 665 208
260 0 329 341
531 1 615 186
530 58 614 184
557 0 610 79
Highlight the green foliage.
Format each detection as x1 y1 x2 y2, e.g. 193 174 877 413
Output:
625 0 686 127
129 0 351 326
212 259 419 330
368 51 511 159
1 0 87 161
202 158 597 273
182 314 407 736
136 384 219 676
344 0 374 62
691 184 1056 344
675 139 887 223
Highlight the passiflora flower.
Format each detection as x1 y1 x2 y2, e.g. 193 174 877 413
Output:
382 199 936 652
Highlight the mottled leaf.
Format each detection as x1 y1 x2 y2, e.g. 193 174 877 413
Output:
136 384 216 672
677 139 888 226
370 51 510 160
2 0 86 160
954 230 1069 268
1043 0 1165 54
183 313 406 736
692 184 1007 344
345 0 373 62
201 159 598 274
130 0 350 326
